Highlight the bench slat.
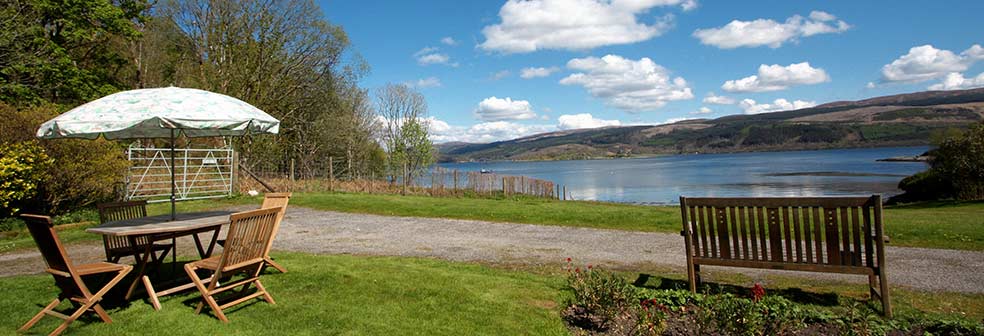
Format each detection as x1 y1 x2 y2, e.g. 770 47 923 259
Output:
824 208 840 265
716 207 731 259
840 207 851 266
792 207 803 263
863 206 874 268
691 257 875 275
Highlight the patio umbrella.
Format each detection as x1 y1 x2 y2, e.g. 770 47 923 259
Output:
36 87 279 220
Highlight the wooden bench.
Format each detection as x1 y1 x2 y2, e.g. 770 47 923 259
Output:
679 196 891 317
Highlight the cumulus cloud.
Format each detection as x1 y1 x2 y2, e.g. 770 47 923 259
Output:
722 62 830 92
880 44 984 83
559 54 694 112
703 92 735 104
474 97 537 121
440 37 457 45
490 70 511 81
690 107 712 115
557 113 622 130
520 66 561 79
414 47 457 66
429 120 556 143
928 72 984 90
738 98 816 114
479 0 694 54
693 11 850 49
408 77 442 88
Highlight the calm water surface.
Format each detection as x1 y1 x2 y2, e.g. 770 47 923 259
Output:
438 147 930 204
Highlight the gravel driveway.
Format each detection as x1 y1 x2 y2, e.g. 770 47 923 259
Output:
3 206 983 294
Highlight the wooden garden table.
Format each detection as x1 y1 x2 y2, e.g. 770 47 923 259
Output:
86 210 235 309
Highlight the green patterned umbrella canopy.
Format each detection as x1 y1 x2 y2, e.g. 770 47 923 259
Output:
37 87 279 139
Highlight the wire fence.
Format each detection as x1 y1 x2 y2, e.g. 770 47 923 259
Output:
241 158 568 199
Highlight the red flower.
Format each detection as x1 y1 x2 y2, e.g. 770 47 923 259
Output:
574 267 580 273
566 257 572 262
587 264 592 270
751 283 766 302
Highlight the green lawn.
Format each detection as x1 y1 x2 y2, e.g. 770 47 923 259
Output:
1 253 981 335
2 192 981 254
0 253 567 335
289 192 984 251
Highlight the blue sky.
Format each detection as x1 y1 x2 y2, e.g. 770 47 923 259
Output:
320 0 984 143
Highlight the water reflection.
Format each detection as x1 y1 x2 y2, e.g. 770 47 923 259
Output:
439 146 929 204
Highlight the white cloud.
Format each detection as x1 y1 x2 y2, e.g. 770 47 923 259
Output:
440 37 457 45
520 66 561 79
479 0 693 54
474 96 537 121
690 107 712 115
703 92 735 105
928 72 984 90
659 117 697 124
490 70 511 81
722 62 830 92
417 53 450 65
881 44 984 83
413 46 457 66
430 120 556 143
559 54 694 112
738 98 817 114
557 113 622 130
408 77 442 88
693 11 850 49
866 82 877 89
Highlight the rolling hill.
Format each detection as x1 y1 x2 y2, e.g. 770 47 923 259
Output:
438 88 984 162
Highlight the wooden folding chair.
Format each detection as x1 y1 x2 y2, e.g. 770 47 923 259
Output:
18 214 133 336
97 201 174 264
184 207 281 323
217 192 291 273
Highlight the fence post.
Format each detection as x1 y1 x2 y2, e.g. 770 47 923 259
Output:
329 157 334 192
453 170 458 195
231 151 239 194
502 177 507 196
370 172 374 194
402 161 408 195
289 158 295 182
563 186 567 201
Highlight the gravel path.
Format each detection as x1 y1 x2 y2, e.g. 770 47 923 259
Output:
3 206 983 294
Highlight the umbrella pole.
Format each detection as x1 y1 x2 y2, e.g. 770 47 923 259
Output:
170 129 176 221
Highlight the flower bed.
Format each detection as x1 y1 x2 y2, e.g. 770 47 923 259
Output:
561 259 983 336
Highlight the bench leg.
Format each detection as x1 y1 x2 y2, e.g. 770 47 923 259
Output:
693 265 702 291
879 272 892 318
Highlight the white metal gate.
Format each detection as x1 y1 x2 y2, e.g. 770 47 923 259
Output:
125 144 234 202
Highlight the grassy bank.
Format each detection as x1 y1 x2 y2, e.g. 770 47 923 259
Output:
0 253 567 335
2 192 981 253
290 192 984 251
0 253 980 335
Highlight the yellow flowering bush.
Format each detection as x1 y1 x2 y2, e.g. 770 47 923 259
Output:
0 142 53 215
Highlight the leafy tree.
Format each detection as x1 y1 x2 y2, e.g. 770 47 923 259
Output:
0 0 147 105
932 122 984 200
375 83 434 184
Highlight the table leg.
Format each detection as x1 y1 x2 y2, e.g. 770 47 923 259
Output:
143 276 162 311
191 226 221 259
125 236 155 300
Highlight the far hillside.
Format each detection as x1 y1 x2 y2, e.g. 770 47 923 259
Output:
438 88 984 162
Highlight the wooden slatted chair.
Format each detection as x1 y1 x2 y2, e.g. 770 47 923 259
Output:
217 192 291 273
679 196 891 317
97 201 173 264
184 207 281 323
17 214 133 336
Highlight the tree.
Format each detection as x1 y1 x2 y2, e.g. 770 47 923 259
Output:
0 0 147 105
144 0 381 177
932 122 984 200
375 83 435 184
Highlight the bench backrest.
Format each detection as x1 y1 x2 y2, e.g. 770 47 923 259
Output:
680 196 885 269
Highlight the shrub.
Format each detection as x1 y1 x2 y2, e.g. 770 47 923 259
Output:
564 260 637 323
932 122 984 200
0 103 129 214
0 141 52 216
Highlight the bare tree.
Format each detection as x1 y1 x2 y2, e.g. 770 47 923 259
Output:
375 83 434 184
